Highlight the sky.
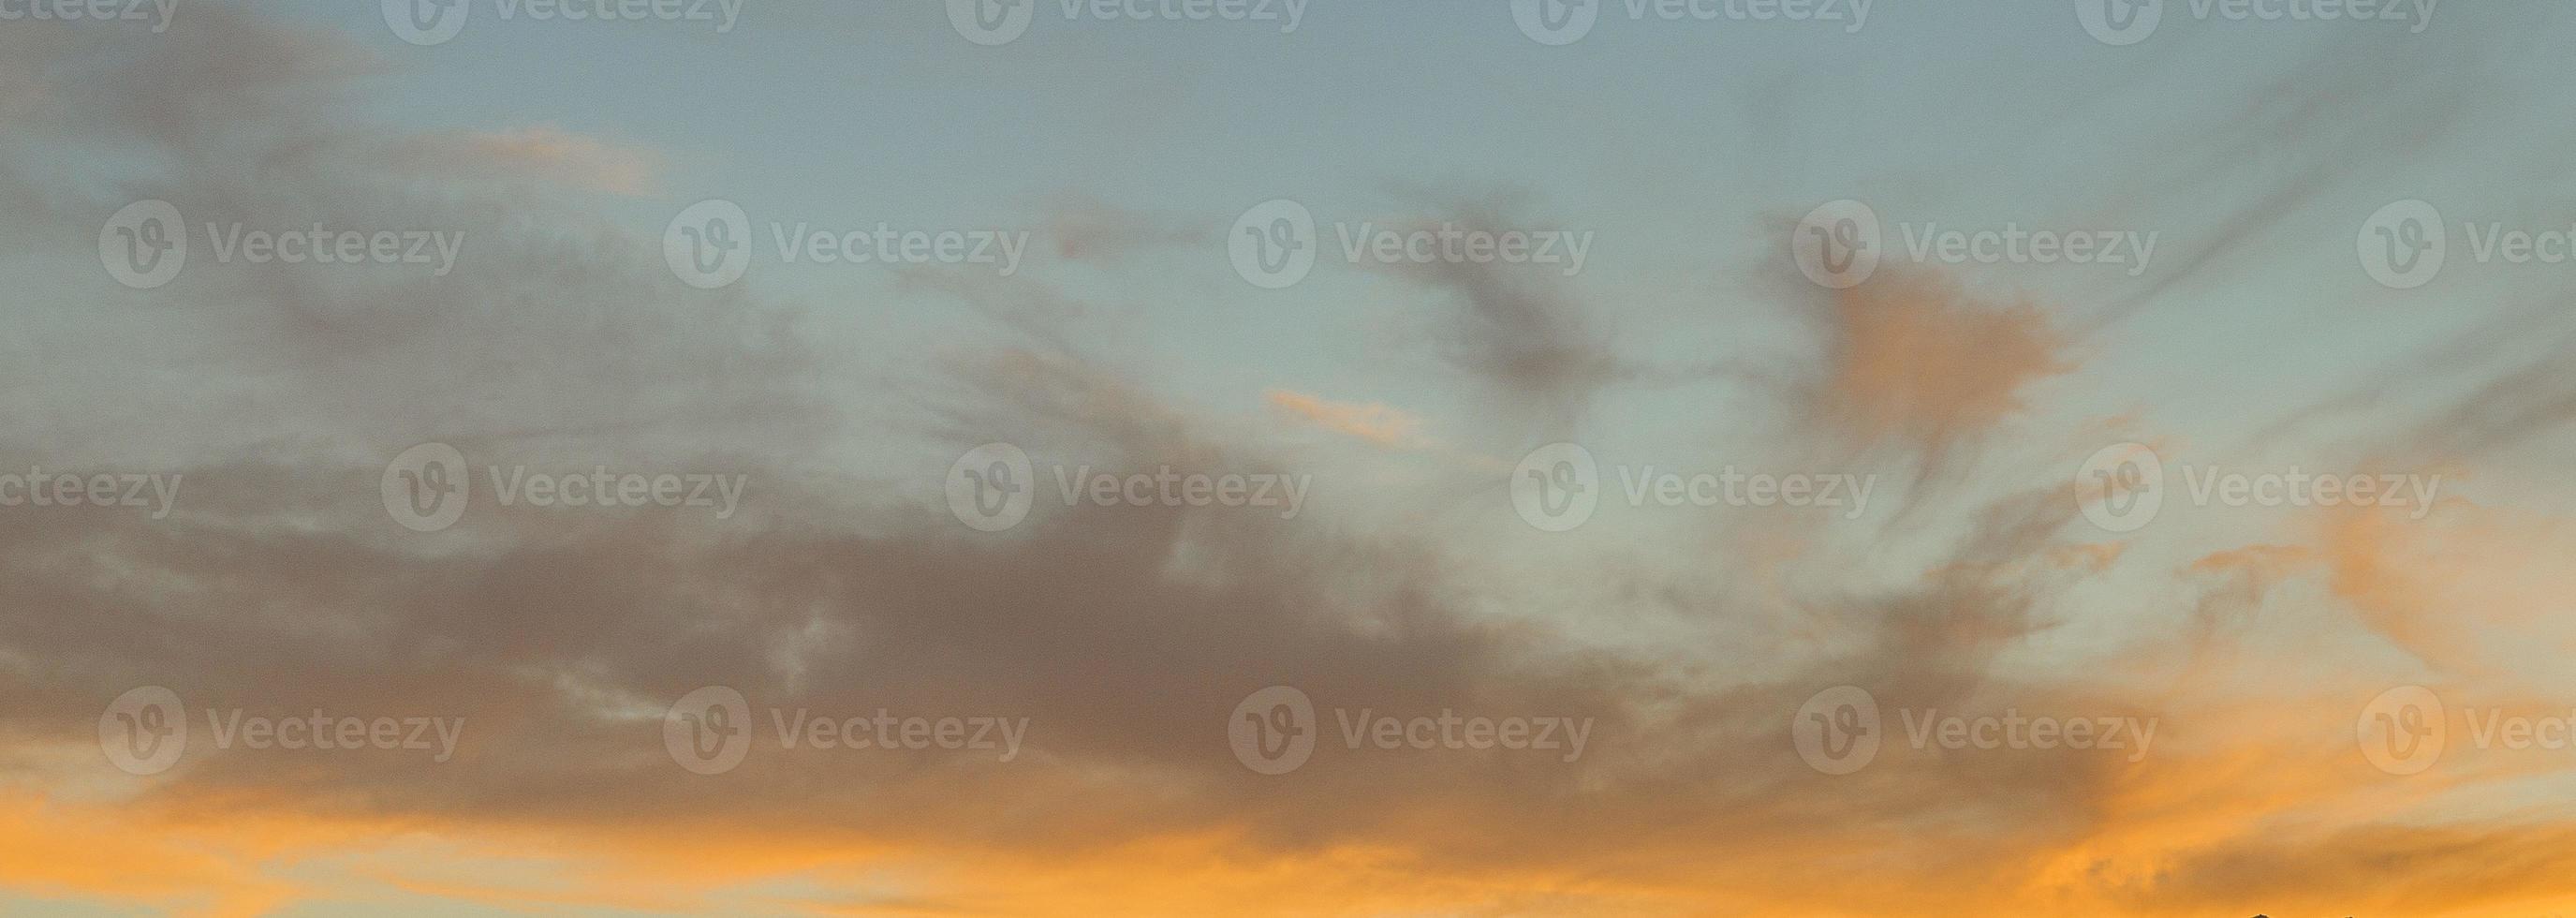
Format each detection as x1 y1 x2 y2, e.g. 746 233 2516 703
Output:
6 0 2576 914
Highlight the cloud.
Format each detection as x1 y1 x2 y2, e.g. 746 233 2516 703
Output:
381 126 662 197
1795 267 2073 475
9 5 2576 917
1373 200 1625 443
1038 192 1212 262
1264 389 1428 450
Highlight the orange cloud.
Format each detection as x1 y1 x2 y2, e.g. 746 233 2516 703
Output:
1265 389 1429 450
1810 269 2074 456
386 126 659 196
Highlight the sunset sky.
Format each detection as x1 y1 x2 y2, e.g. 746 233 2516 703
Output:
7 1 2576 914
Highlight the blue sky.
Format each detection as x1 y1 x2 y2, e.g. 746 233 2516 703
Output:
10 1 2576 914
